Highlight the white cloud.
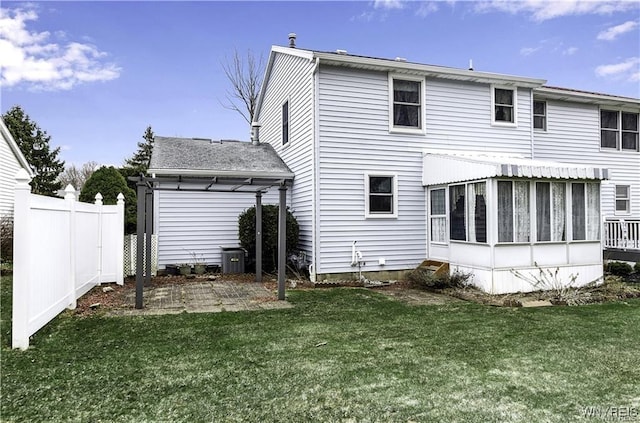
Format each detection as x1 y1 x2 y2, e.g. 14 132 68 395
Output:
0 7 121 91
416 2 439 17
595 57 640 82
520 46 540 56
563 47 579 55
474 0 639 22
597 20 639 41
374 0 404 10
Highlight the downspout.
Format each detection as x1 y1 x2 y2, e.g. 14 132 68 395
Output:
310 56 320 283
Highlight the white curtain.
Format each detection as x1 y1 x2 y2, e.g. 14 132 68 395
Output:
497 181 513 242
431 217 447 243
586 183 600 240
514 181 530 242
551 182 566 241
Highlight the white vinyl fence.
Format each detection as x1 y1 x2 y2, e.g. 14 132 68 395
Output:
12 169 124 350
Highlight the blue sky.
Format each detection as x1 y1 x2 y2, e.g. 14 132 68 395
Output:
1 1 639 168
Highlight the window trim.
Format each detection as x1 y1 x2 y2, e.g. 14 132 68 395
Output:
533 100 547 131
282 99 289 146
364 173 398 219
429 187 448 245
600 108 639 152
615 184 631 215
388 74 425 134
491 85 517 127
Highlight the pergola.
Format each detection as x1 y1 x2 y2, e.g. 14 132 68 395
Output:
132 136 294 309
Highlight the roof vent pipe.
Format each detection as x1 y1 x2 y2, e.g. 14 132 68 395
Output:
468 59 474 71
288 33 296 48
251 122 261 145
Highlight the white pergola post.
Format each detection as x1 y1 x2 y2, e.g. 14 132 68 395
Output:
278 185 287 300
255 192 262 283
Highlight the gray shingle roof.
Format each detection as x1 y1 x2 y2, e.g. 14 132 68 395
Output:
148 137 294 179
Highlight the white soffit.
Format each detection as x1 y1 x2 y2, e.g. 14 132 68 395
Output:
422 152 609 186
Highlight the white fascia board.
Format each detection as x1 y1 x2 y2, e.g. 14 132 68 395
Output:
148 168 295 180
313 52 546 88
255 47 315 121
535 86 640 108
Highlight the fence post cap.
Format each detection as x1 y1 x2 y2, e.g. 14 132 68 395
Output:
64 184 77 200
116 193 125 203
94 193 103 205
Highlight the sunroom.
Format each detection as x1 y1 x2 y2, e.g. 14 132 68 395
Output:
423 151 608 294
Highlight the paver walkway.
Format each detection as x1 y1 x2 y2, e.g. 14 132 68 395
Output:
112 281 292 316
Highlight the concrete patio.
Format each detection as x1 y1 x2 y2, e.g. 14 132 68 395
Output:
112 280 293 316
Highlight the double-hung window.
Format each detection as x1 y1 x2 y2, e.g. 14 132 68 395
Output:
390 75 423 132
449 182 487 243
365 174 397 218
492 86 516 125
616 185 630 214
571 183 600 241
601 110 639 151
533 100 546 130
497 181 530 242
430 188 447 243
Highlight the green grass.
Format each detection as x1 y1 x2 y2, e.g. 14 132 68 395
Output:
2 276 639 422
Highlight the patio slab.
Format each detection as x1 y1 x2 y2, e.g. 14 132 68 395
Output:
112 281 292 316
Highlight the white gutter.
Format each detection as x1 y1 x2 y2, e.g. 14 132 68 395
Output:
148 168 295 179
535 86 640 106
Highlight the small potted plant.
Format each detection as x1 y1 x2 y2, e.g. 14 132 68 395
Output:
190 252 207 275
179 263 191 275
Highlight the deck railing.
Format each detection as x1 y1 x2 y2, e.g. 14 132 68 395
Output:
604 219 640 251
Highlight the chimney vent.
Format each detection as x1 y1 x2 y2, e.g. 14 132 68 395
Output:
251 122 262 145
288 33 296 48
336 49 347 55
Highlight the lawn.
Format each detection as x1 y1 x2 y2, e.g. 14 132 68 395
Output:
1 275 639 422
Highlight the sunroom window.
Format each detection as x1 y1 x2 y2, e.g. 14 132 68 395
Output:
430 188 447 243
571 183 600 241
498 181 530 242
449 182 486 243
536 182 566 242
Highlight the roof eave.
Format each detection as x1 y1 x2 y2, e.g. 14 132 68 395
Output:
148 168 295 180
313 52 546 88
535 86 640 107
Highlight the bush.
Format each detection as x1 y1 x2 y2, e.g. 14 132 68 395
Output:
0 216 13 262
238 205 299 273
605 261 633 277
80 166 137 234
635 262 640 273
407 268 471 290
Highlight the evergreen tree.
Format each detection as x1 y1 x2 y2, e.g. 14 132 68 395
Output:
80 166 137 234
124 125 154 173
2 106 65 196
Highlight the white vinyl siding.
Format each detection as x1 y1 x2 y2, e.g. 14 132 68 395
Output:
0 134 26 217
154 189 284 267
426 79 532 155
533 100 640 221
257 52 315 260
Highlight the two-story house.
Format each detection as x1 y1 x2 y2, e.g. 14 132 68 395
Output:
150 39 639 294
250 40 638 293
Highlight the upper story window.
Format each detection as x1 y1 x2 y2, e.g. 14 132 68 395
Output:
601 109 639 151
389 75 424 133
282 101 289 145
616 185 630 213
365 173 398 218
533 100 546 130
492 86 516 125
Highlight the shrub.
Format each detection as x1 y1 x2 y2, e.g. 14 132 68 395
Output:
238 205 299 273
407 268 471 290
605 261 633 277
635 262 640 274
0 216 13 262
80 166 137 234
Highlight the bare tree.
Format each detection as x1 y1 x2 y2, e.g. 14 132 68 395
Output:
58 161 99 191
220 49 265 124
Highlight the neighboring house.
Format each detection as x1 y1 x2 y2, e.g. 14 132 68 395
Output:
151 40 639 294
250 40 639 293
0 118 34 218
